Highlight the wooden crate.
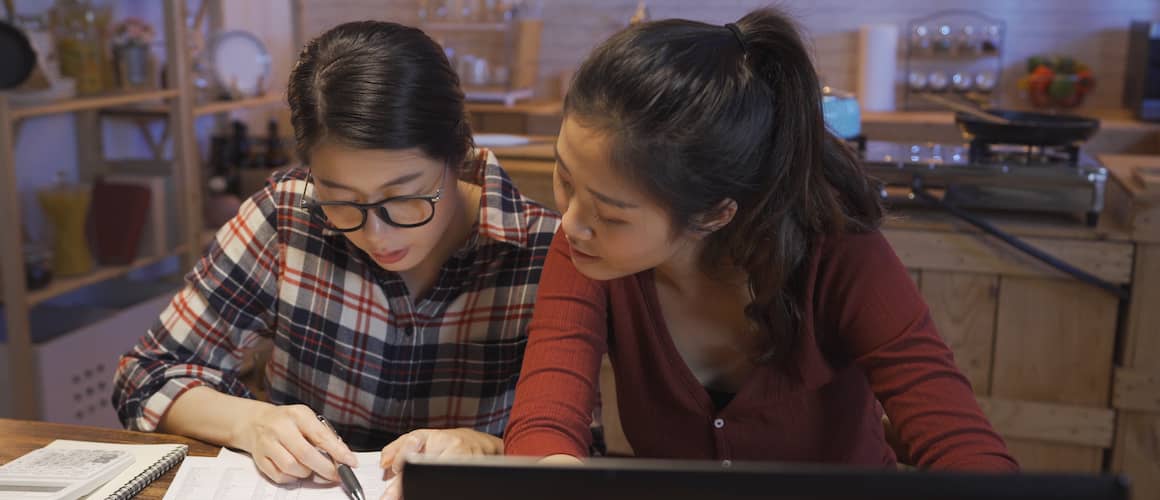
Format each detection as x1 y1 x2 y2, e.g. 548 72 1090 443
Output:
1113 243 1160 499
889 224 1131 473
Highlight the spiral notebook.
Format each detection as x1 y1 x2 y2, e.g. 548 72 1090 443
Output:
44 439 189 500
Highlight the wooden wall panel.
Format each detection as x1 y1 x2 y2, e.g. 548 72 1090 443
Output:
1112 412 1160 499
884 230 1133 285
1122 244 1160 369
990 276 1119 472
977 397 1114 449
992 277 1118 407
920 271 997 395
1005 439 1105 473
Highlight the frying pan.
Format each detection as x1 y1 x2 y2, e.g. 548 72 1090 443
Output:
0 19 35 89
954 109 1101 146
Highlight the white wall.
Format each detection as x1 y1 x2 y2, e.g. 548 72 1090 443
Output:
297 0 1160 109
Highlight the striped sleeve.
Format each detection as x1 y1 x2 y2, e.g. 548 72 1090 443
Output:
112 183 283 431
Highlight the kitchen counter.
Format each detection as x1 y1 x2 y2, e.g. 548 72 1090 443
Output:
862 109 1160 155
864 108 1160 133
489 140 1160 489
474 102 1160 154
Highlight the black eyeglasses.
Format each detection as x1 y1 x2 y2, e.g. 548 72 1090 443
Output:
301 167 447 232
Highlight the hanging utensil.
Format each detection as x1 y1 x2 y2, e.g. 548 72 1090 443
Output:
0 19 36 89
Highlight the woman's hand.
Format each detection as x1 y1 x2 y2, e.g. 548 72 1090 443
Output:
379 428 503 500
233 403 359 484
540 454 583 465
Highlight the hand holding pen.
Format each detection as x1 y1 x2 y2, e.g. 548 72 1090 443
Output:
318 415 367 500
233 403 360 485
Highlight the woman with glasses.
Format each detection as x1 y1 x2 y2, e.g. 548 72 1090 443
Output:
504 8 1016 470
113 21 560 485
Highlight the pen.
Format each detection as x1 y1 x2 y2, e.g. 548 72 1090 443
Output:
317 415 366 500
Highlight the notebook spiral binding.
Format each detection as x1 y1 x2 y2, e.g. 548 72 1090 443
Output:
103 444 189 500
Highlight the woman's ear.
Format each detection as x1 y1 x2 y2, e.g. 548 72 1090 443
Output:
690 198 738 238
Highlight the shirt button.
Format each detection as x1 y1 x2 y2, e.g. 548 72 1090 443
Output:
713 418 725 429
721 460 733 468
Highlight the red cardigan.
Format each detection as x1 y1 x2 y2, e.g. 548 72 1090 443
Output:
504 228 1018 471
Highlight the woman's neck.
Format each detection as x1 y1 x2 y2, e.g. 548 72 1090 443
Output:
399 179 481 300
654 238 746 300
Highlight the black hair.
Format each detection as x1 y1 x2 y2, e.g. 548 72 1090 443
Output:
565 7 884 366
287 20 473 168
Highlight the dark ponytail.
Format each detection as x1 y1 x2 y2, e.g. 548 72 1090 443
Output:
565 7 883 367
287 20 473 168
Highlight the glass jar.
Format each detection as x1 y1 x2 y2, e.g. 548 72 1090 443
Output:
50 0 112 95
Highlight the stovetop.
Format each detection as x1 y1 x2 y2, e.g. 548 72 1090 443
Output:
860 140 1107 189
856 139 1108 226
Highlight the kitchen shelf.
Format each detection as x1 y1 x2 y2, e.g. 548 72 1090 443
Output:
195 93 285 116
0 0 302 421
99 92 286 119
19 227 223 306
421 22 509 32
26 247 185 306
10 89 179 121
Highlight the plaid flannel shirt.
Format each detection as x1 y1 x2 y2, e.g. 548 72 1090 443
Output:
113 151 561 451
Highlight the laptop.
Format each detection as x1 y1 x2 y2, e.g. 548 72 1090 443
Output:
402 456 1129 500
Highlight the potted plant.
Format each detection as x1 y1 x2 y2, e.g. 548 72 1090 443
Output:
111 17 156 90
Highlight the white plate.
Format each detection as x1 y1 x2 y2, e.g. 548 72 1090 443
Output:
207 30 271 98
474 134 532 147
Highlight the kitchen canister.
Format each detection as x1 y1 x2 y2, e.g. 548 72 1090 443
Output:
858 23 899 112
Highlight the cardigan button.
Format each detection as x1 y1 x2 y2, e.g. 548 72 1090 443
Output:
713 418 725 429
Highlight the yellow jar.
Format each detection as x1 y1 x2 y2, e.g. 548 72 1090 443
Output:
37 186 93 276
51 0 112 95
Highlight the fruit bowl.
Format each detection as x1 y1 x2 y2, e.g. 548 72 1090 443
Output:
1017 55 1095 109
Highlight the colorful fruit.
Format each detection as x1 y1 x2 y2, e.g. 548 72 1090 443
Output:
1022 54 1093 109
1026 55 1048 73
1048 76 1076 100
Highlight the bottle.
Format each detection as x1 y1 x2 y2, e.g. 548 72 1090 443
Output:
264 120 290 168
229 120 251 168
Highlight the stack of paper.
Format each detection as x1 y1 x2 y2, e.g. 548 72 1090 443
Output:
163 448 394 500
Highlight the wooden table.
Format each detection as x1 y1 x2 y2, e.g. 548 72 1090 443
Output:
0 418 218 499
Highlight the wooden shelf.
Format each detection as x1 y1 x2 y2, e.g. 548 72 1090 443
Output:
421 22 509 32
25 248 184 307
195 93 285 116
1 229 219 308
466 99 561 115
100 93 285 120
10 89 180 121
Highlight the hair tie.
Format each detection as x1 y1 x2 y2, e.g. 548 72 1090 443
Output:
724 23 749 53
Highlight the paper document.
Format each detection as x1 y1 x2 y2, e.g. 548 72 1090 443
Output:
163 448 394 500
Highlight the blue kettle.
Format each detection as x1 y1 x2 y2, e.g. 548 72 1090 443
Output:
822 86 861 139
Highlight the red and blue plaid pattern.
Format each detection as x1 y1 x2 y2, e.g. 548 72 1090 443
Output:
113 151 561 451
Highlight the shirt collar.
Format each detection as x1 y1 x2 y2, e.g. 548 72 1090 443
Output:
466 148 534 249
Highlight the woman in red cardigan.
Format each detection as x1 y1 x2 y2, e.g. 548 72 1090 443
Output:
503 7 1018 471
